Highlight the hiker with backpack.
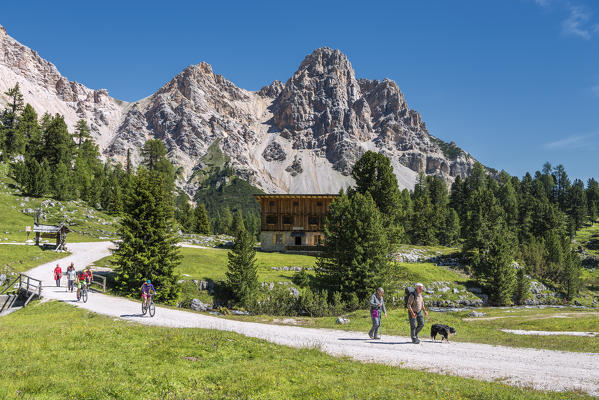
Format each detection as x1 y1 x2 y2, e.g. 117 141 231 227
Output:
368 287 387 339
405 283 428 344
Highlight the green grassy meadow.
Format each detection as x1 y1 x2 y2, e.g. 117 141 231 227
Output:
0 244 68 273
0 301 591 400
0 163 119 243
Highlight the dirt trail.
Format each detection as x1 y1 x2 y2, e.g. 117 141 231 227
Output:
23 242 599 397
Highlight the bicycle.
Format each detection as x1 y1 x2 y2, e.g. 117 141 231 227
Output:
141 293 155 317
77 282 88 303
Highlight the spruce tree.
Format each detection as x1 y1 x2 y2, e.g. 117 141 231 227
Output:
561 249 582 301
443 209 461 246
26 158 49 197
19 104 41 157
42 114 73 168
52 161 74 200
351 151 405 243
514 268 531 305
231 210 245 235
1 84 25 155
473 218 516 306
225 226 258 306
175 193 193 232
112 168 181 303
219 207 233 234
316 191 391 301
194 204 211 234
74 119 92 149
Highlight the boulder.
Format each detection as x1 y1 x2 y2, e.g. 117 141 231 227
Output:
336 317 350 324
468 311 486 318
190 299 210 312
290 287 300 297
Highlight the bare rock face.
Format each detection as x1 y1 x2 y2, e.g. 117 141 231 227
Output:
0 25 126 148
1 29 477 195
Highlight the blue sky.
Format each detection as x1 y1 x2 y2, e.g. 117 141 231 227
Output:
2 0 598 182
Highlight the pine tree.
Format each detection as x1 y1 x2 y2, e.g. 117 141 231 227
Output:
443 209 461 246
52 161 75 200
316 191 391 301
218 207 233 234
25 158 49 197
225 226 258 306
2 84 25 155
231 210 245 235
568 179 587 231
194 204 211 234
174 193 193 232
410 175 436 245
514 268 531 305
561 249 582 301
126 148 133 176
112 169 181 303
472 217 517 306
19 104 41 157
74 119 92 149
351 151 405 243
42 114 73 168
141 139 176 195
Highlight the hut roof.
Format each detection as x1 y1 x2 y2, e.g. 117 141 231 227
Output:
33 223 70 233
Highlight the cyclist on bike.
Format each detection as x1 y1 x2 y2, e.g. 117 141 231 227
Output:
141 279 156 307
85 266 93 286
76 270 87 300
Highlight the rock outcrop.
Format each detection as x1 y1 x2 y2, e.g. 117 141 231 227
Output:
0 27 478 195
0 25 126 148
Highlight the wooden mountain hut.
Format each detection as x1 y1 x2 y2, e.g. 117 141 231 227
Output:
254 194 338 254
33 223 70 250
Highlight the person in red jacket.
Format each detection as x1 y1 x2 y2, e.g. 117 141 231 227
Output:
53 264 62 287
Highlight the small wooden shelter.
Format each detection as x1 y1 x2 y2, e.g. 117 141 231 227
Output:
33 223 70 250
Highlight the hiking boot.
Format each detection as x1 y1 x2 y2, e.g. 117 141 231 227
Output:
374 336 381 340
412 338 420 344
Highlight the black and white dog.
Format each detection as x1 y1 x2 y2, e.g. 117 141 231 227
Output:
430 324 456 342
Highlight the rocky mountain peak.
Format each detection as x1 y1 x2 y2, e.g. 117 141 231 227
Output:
0 25 6 36
1 30 477 195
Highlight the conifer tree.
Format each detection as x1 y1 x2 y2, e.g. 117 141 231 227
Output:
2 84 25 155
74 119 92 149
19 104 41 157
113 168 181 303
42 114 73 168
225 226 258 306
194 204 211 234
351 151 405 243
410 175 436 245
561 248 582 301
443 209 461 246
219 206 233 234
52 161 75 200
568 179 587 231
316 191 391 301
26 158 49 197
473 217 516 306
514 268 531 305
174 193 193 232
231 210 245 235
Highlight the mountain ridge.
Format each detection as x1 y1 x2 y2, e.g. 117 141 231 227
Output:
0 25 477 196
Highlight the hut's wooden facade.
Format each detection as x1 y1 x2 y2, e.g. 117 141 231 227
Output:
254 194 338 253
33 223 70 250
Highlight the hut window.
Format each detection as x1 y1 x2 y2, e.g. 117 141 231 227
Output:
266 215 278 225
276 234 284 244
316 202 323 207
282 215 292 225
308 216 319 225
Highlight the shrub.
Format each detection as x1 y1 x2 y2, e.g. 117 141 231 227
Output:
291 269 310 288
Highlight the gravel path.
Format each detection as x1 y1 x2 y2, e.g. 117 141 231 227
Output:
24 242 599 396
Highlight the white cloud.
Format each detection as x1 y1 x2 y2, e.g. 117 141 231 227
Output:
562 4 593 39
543 133 598 150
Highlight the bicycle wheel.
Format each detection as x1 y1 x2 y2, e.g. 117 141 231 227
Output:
141 301 147 315
148 301 155 317
82 289 88 303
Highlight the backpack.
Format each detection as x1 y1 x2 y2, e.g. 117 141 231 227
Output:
78 271 86 281
404 287 416 308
